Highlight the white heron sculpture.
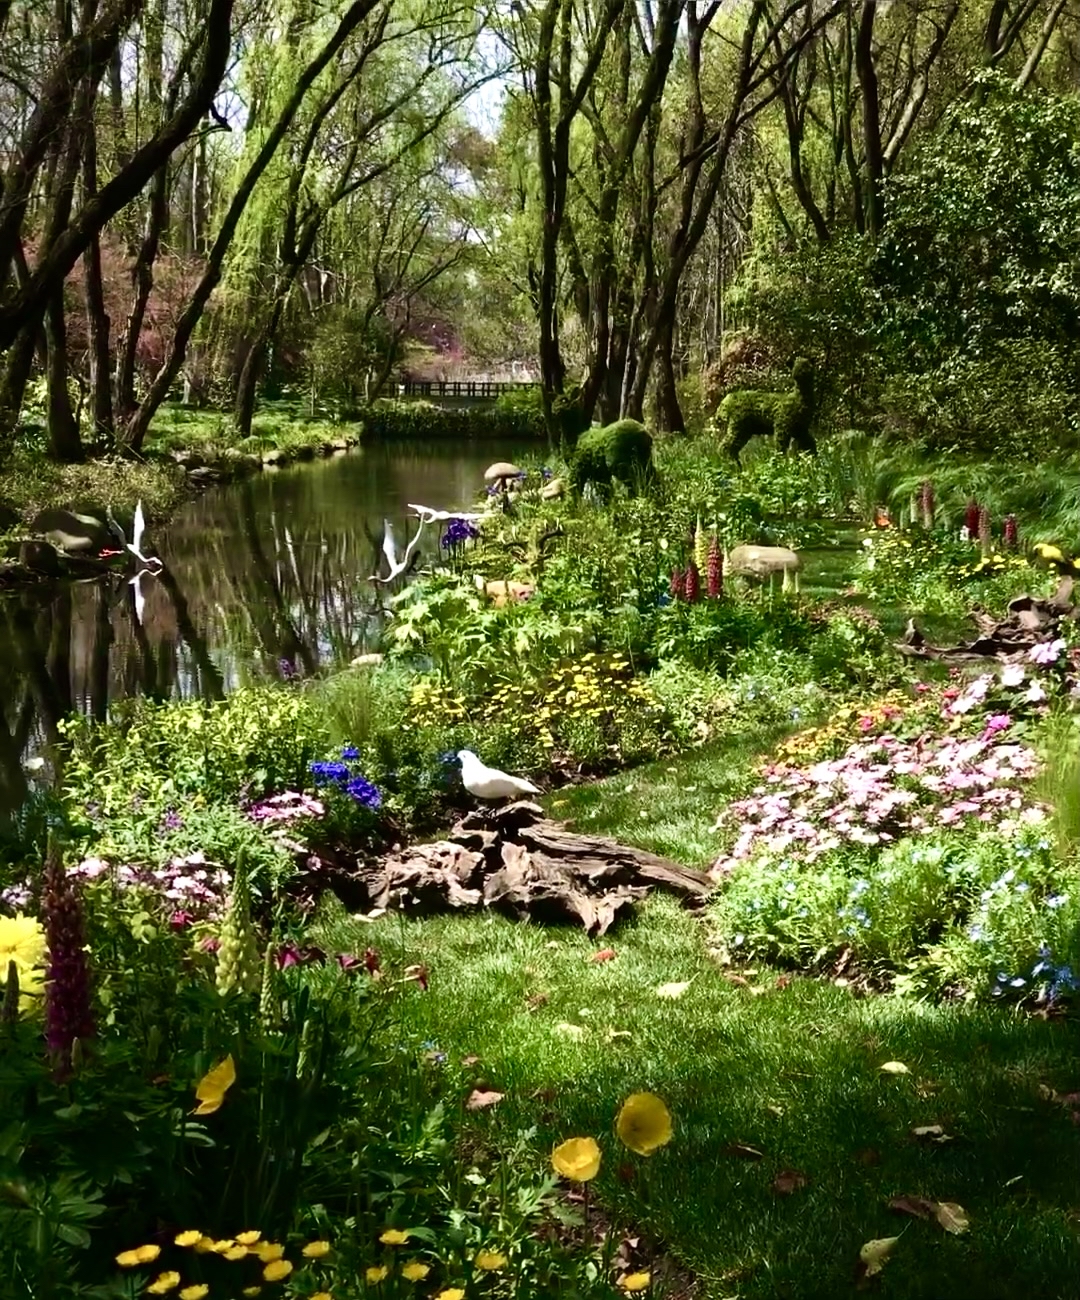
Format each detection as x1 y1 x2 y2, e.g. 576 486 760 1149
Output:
107 500 162 627
457 750 541 802
369 516 427 584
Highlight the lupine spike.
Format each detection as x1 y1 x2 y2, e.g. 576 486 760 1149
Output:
42 840 95 1077
920 480 935 530
694 519 710 575
684 561 700 603
706 535 723 598
1004 514 1018 549
215 856 261 998
978 505 992 558
965 499 980 537
669 567 683 601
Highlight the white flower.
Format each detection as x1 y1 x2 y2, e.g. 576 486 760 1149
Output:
1000 663 1026 687
1024 680 1047 704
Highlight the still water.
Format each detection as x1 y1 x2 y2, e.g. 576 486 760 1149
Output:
0 437 541 786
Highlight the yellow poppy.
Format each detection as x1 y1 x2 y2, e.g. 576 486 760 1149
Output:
116 1244 161 1267
365 1265 389 1283
475 1250 507 1270
262 1259 293 1282
378 1229 408 1246
192 1237 215 1253
174 1230 202 1247
255 1242 284 1262
179 1288 210 1300
242 1290 262 1298
146 1273 181 1295
210 1239 235 1253
310 1294 332 1300
435 1291 466 1300
401 1261 431 1281
192 1054 236 1115
0 914 45 969
551 1136 601 1181
236 1230 262 1245
303 1239 333 1256
616 1093 672 1156
618 1271 652 1292
223 1245 248 1260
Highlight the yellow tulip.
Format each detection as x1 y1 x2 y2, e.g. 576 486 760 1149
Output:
192 1054 236 1115
616 1093 672 1156
551 1136 602 1181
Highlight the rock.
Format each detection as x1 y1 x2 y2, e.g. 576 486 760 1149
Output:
221 449 262 475
727 544 802 578
540 477 565 500
293 443 317 461
171 448 205 469
262 448 289 467
30 507 109 553
484 461 522 484
0 501 21 532
19 539 62 576
330 437 350 452
351 653 384 668
187 466 224 486
485 579 535 607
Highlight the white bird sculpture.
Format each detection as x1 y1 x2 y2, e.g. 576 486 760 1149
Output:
457 750 541 802
107 500 163 572
408 503 484 525
369 516 427 583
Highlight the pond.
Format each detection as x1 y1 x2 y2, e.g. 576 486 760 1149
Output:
0 436 543 774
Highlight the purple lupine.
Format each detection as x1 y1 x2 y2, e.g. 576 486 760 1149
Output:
1004 515 1018 549
669 568 684 601
42 848 95 1077
965 500 980 537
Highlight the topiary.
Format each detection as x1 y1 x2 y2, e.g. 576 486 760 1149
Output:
569 419 654 496
718 357 816 461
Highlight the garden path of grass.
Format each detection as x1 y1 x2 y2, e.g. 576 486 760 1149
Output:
315 723 1080 1300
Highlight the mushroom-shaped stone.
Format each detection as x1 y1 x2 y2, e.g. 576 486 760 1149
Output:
484 579 536 607
540 477 565 500
30 508 110 554
484 461 523 487
727 544 802 579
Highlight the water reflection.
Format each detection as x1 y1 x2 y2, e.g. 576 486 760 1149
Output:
0 437 541 789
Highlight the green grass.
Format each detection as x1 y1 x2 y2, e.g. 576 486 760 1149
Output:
146 401 361 457
0 448 186 524
316 898 1080 1300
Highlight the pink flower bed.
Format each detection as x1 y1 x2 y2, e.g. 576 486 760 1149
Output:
711 731 1041 879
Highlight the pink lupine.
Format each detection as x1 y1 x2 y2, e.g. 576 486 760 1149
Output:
669 568 684 601
685 561 700 603
1004 515 1018 548
707 536 723 598
965 500 981 537
42 848 95 1077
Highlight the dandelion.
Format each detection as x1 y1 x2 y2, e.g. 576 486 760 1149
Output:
366 1266 390 1283
616 1093 673 1156
618 1273 652 1292
304 1238 334 1256
262 1258 293 1281
551 1136 602 1181
475 1250 507 1270
401 1261 430 1281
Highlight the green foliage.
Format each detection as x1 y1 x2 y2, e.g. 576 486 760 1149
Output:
717 357 817 461
569 419 654 495
359 398 547 441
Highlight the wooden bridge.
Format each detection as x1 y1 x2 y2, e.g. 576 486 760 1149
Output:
397 378 539 404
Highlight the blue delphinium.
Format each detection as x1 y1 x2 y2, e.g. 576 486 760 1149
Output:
310 760 350 784
441 518 480 549
345 776 381 810
309 751 382 813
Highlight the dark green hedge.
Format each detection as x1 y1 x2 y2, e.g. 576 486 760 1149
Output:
358 399 546 441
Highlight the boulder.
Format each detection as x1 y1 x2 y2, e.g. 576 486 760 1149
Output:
540 477 565 500
330 437 350 452
484 461 522 484
484 579 535 607
262 448 289 467
19 539 62 576
293 443 317 461
0 501 20 532
30 507 109 554
727 544 802 578
351 652 385 668
171 448 205 469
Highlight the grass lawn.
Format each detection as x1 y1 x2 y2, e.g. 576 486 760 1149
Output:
314 726 1080 1300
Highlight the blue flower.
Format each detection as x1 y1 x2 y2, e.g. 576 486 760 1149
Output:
441 518 481 549
541 467 553 480
341 746 360 760
345 775 382 810
310 760 350 785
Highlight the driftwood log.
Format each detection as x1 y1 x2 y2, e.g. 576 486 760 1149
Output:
896 581 1078 663
325 802 713 935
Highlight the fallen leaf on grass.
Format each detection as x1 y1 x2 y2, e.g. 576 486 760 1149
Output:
724 1143 764 1161
933 1202 970 1235
723 973 751 988
466 1089 504 1110
858 1236 899 1279
526 992 549 1011
461 1055 480 1067
889 1195 936 1221
591 948 617 963
912 1124 955 1144
879 1060 911 1075
655 980 692 999
606 1028 632 1041
555 1022 586 1040
771 1168 808 1195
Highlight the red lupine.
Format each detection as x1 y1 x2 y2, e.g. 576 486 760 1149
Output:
669 568 684 601
707 536 723 598
685 561 700 603
965 499 980 537
42 848 95 1077
1004 514 1018 548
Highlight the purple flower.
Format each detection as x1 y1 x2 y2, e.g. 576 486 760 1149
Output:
340 746 360 760
1028 638 1066 666
310 760 350 785
170 910 193 929
336 953 363 971
279 657 297 680
440 518 480 549
345 775 382 810
982 714 1012 739
161 809 183 832
42 852 95 1077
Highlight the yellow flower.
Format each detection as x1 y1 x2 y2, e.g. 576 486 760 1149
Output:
262 1258 293 1282
223 1245 248 1260
146 1273 181 1295
435 1290 466 1300
192 1054 236 1115
242 1290 262 1298
256 1242 285 1262
616 1093 673 1156
618 1273 652 1292
211 1239 235 1253
116 1244 161 1266
365 1265 389 1283
378 1230 408 1246
179 1288 209 1300
192 1236 215 1253
174 1230 202 1247
235 1230 262 1245
0 914 45 968
475 1250 507 1270
551 1136 601 1181
401 1261 431 1281
310 1294 332 1300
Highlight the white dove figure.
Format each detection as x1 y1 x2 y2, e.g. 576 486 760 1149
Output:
107 500 163 571
457 750 541 802
369 516 426 583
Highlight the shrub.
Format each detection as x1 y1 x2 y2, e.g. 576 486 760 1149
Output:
570 419 654 496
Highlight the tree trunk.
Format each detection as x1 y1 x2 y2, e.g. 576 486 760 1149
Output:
654 315 684 433
44 290 83 461
855 0 884 239
0 323 39 464
114 163 168 423
82 129 113 442
233 335 266 438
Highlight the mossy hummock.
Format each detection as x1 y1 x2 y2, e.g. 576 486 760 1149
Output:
569 419 655 496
